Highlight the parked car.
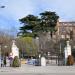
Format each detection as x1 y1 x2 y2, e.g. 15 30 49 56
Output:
27 59 35 65
34 59 39 66
27 58 40 66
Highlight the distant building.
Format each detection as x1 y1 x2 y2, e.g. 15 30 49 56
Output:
56 21 75 40
35 21 75 55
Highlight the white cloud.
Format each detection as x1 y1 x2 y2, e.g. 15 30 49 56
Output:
39 0 75 21
1 0 75 20
3 0 35 19
0 0 75 33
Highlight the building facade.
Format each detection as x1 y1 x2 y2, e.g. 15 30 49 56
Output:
57 21 75 40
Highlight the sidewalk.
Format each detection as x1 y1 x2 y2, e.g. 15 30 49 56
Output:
0 64 75 73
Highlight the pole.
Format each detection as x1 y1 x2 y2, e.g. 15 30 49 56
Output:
0 43 2 67
60 43 61 54
58 43 61 66
0 45 1 66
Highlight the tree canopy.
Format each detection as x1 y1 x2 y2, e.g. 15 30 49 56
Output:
18 11 59 38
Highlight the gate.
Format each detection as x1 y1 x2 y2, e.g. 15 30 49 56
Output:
46 53 64 66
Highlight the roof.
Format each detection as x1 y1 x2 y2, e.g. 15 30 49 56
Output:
59 21 75 26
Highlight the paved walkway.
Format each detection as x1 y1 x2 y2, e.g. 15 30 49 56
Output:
0 64 75 73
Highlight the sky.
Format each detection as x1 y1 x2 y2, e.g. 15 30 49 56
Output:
0 0 75 36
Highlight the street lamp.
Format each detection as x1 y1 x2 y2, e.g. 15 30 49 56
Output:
0 43 3 67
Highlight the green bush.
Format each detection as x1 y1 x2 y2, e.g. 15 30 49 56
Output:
67 55 74 66
12 56 20 67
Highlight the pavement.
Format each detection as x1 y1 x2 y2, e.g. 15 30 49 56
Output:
0 64 75 74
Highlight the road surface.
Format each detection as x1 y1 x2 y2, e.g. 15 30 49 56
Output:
0 64 75 75
0 73 75 75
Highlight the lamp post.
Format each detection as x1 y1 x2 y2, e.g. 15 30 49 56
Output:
0 44 1 56
35 37 41 66
0 43 3 67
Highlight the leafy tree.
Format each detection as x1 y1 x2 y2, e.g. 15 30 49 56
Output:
19 15 39 37
16 37 38 57
19 11 59 38
39 11 59 38
18 11 59 55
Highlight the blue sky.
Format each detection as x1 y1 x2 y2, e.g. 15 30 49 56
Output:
0 0 75 35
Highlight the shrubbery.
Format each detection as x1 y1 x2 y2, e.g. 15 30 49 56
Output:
12 56 20 67
67 55 74 66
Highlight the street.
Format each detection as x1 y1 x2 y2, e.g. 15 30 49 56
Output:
0 73 75 75
0 64 75 75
